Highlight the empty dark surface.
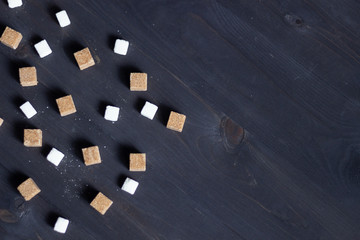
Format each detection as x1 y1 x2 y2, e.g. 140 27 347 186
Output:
0 0 360 239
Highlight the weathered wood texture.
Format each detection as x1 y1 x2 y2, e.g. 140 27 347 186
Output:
0 0 360 239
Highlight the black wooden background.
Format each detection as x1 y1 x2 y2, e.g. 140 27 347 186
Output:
0 0 360 239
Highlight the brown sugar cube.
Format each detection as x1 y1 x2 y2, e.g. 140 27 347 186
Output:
166 111 186 132
0 118 3 126
130 73 147 91
74 47 95 70
17 178 41 201
19 67 37 87
56 95 76 116
82 146 101 166
0 26 23 49
129 153 146 171
24 129 42 147
90 192 113 215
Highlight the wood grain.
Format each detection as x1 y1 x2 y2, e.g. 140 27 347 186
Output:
0 0 360 239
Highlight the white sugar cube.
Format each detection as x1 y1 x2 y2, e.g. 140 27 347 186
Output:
20 101 37 119
47 148 65 166
104 105 120 121
114 39 129 55
121 177 139 195
34 40 52 58
7 0 22 8
141 101 158 120
54 217 69 234
56 10 71 27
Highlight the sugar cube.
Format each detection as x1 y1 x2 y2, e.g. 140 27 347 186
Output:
114 39 129 55
129 153 146 171
130 73 147 91
0 26 22 49
19 67 37 87
7 0 22 8
121 177 139 195
166 111 186 132
47 148 65 166
104 105 119 121
17 178 41 201
20 101 37 119
56 10 71 28
0 118 3 126
24 129 42 147
82 146 101 166
56 95 76 116
90 192 113 215
140 101 158 120
54 217 69 234
74 47 95 70
34 40 52 58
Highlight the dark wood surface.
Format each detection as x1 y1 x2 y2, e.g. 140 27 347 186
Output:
0 0 360 239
